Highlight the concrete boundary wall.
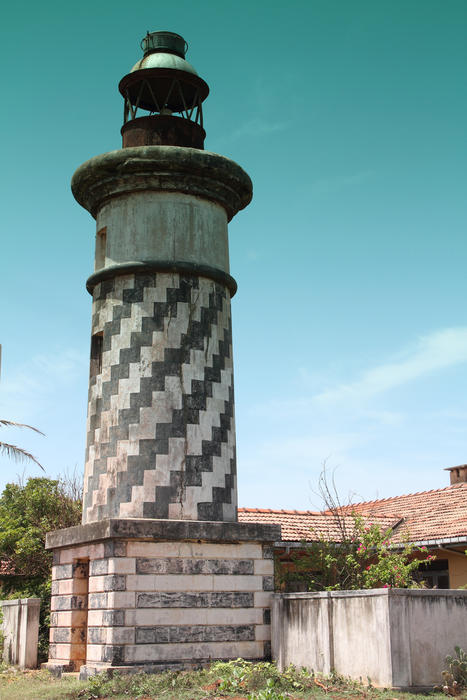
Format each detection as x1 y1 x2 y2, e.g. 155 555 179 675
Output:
271 589 467 689
1 598 41 668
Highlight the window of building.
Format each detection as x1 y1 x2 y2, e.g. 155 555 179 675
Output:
95 227 107 270
414 558 449 589
90 332 103 378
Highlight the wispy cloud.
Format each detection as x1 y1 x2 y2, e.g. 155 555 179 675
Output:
310 170 374 197
0 348 87 419
315 327 467 404
238 326 467 508
230 117 289 141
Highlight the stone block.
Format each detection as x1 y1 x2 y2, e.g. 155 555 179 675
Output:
136 557 254 575
50 627 86 644
124 640 264 663
103 610 126 626
86 610 103 627
136 624 255 644
104 541 127 558
127 606 262 627
107 591 136 608
53 642 86 661
88 576 105 592
106 627 135 644
87 627 106 644
90 559 108 576
85 644 104 662
254 559 274 576
255 592 273 608
104 574 127 592
212 575 262 591
108 557 136 574
88 593 108 609
136 591 254 609
58 543 104 563
138 574 215 592
255 625 271 641
52 564 73 581
51 595 87 611
125 574 157 591
102 644 125 665
50 610 87 628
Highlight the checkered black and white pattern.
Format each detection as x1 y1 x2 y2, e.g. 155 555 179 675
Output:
83 272 237 524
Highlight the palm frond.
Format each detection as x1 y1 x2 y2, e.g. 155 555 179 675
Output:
0 419 45 436
0 442 45 471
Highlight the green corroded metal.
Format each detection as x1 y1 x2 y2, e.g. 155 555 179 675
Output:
141 31 188 59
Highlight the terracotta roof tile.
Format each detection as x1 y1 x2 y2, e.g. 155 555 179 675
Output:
0 559 15 575
238 483 467 544
346 482 467 543
238 508 400 542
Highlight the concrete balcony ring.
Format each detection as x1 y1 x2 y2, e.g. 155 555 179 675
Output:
71 146 253 222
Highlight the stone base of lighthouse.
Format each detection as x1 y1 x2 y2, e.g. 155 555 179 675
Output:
44 519 279 675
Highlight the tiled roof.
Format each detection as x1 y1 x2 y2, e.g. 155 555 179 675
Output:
346 482 467 543
0 559 15 575
238 508 401 543
238 482 467 544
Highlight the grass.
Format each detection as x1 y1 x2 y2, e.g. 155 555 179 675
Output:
0 659 451 700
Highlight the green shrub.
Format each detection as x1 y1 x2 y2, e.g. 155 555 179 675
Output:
441 646 467 695
0 476 81 661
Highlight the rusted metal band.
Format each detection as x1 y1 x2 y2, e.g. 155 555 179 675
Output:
86 261 237 296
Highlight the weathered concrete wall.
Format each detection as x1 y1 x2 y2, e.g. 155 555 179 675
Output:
1 598 41 668
97 192 229 273
272 589 467 689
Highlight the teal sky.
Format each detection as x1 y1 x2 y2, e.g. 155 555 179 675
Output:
1 0 466 508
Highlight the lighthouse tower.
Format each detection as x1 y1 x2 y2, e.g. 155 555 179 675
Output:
46 32 279 675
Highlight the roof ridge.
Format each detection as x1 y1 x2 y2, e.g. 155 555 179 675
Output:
346 482 467 508
238 507 322 515
238 507 402 520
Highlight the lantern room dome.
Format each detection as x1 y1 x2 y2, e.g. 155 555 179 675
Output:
130 52 198 76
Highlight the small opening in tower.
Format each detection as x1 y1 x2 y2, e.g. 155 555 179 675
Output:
95 227 107 270
90 332 103 378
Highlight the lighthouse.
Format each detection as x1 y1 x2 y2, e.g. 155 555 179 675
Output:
46 32 279 674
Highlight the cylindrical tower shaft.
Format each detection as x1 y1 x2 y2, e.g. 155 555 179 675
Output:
74 142 251 524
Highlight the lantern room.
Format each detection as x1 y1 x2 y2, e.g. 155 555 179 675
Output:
119 31 209 149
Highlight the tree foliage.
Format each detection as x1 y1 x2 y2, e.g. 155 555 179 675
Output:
0 477 82 661
278 465 434 591
0 419 45 471
0 478 81 578
279 513 433 591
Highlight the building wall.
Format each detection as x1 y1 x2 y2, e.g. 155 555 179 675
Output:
96 192 229 274
441 549 467 589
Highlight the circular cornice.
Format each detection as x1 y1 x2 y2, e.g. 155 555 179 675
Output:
71 146 252 221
